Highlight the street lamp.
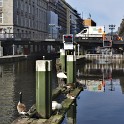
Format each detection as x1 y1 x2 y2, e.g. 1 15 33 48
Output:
49 24 55 39
3 28 7 38
109 24 116 40
7 27 12 38
12 44 15 55
77 44 80 56
109 78 115 91
102 25 106 47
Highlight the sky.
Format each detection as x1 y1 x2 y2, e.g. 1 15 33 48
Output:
66 0 123 33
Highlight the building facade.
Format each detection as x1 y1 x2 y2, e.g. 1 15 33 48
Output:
0 0 83 40
0 0 84 55
0 0 48 40
63 1 83 35
45 0 83 38
118 18 124 36
47 0 67 39
83 19 96 26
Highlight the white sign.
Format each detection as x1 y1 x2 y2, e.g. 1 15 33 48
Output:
64 43 73 50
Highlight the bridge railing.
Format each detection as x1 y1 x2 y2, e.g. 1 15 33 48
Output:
0 33 63 41
85 54 124 60
0 33 31 39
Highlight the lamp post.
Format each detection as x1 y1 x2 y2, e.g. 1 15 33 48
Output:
12 44 15 55
77 44 80 56
109 24 116 40
102 25 105 47
109 78 115 91
3 28 7 38
7 27 12 38
49 24 55 39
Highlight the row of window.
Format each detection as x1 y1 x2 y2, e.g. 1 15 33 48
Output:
0 0 3 23
17 0 47 10
16 29 47 39
16 10 47 31
0 13 2 23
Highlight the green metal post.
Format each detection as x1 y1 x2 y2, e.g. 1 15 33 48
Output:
67 100 77 124
67 55 76 83
60 49 66 72
36 60 52 118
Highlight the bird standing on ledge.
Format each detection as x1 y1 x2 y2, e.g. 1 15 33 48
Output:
52 101 62 115
17 92 27 115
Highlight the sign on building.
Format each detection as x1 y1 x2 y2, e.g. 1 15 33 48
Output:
63 34 74 50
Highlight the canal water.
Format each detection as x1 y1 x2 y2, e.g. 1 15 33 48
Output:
62 60 124 124
0 59 124 124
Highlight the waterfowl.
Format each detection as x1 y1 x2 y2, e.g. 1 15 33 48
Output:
57 72 67 87
66 93 75 100
66 90 76 100
17 92 27 115
57 72 67 79
64 83 76 90
52 101 62 114
76 78 85 85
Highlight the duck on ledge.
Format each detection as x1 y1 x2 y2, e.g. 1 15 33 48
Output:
66 90 76 100
52 101 62 115
63 83 76 91
17 92 28 115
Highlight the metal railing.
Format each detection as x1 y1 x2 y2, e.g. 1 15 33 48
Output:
0 33 31 39
0 33 63 41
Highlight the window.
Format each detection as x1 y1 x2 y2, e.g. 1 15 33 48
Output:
29 18 31 28
0 13 3 23
21 16 23 26
25 2 27 12
81 29 87 34
16 14 19 25
0 0 3 7
21 0 23 10
16 0 18 8
29 4 31 13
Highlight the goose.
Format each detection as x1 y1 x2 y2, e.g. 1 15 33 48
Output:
57 72 67 88
66 90 76 100
76 78 85 85
66 93 75 100
52 101 62 115
64 83 76 90
17 92 27 115
76 78 87 89
57 72 67 79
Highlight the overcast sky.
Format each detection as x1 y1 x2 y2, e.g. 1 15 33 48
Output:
66 0 123 33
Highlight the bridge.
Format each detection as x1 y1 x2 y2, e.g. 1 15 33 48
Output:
0 33 124 56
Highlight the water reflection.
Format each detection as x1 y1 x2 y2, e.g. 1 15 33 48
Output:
0 64 17 124
76 61 124 93
62 61 124 124
75 61 124 124
62 100 77 124
0 61 36 124
0 60 57 124
1 59 124 124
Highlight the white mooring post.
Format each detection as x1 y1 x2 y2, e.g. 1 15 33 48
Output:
66 55 76 83
36 60 52 118
0 41 3 57
60 49 66 72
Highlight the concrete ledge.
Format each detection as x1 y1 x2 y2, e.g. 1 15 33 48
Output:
12 87 83 124
0 55 27 63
